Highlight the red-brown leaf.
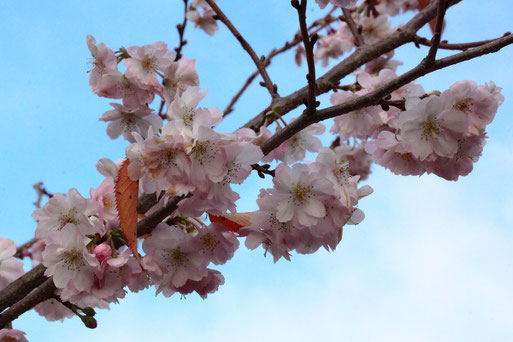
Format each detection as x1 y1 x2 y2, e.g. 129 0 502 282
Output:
209 212 253 232
115 159 142 265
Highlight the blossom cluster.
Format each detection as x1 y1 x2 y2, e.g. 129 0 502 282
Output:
0 0 505 337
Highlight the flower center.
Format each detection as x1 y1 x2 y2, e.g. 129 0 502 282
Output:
63 249 86 271
58 208 80 229
141 55 158 72
291 183 311 204
420 115 441 140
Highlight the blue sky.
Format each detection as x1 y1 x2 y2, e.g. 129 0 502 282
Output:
1 0 512 341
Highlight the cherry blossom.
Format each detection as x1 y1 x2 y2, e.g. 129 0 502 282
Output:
99 103 163 143
0 238 25 290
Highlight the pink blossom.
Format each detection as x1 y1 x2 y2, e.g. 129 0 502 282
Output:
99 103 163 143
126 131 192 196
42 226 100 292
315 24 354 67
162 56 200 104
279 122 325 164
142 223 209 294
95 71 155 108
124 42 175 92
273 163 336 227
427 132 486 181
0 329 28 342
89 178 118 224
330 91 383 139
197 223 239 265
174 269 224 299
35 298 74 322
316 0 357 9
86 35 118 92
334 143 373 181
186 1 219 36
442 80 501 134
398 95 468 160
32 188 98 239
365 130 427 176
0 238 25 290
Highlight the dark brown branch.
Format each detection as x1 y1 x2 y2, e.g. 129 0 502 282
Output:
174 0 190 61
204 0 278 99
342 8 364 46
251 164 276 178
413 32 511 51
259 33 513 156
0 264 46 313
0 278 56 329
292 0 318 114
425 0 447 63
242 0 463 131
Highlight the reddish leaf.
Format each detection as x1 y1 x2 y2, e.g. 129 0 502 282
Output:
418 0 446 35
209 212 253 232
115 159 142 266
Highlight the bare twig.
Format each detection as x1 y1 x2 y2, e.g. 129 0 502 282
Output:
413 32 511 51
33 182 53 208
342 8 364 46
425 0 447 63
292 0 319 114
14 238 38 259
251 164 276 178
174 0 190 61
204 0 278 99
223 13 337 116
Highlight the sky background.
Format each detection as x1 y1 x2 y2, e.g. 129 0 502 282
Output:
1 0 512 341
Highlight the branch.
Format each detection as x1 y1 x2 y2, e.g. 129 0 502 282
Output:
14 238 38 259
223 12 337 116
0 278 56 329
33 182 53 209
413 32 511 51
342 8 364 46
425 0 447 63
204 0 278 98
0 264 46 313
242 0 463 130
174 0 190 61
292 0 319 114
260 33 513 155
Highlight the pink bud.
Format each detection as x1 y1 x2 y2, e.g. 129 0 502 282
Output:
94 243 112 265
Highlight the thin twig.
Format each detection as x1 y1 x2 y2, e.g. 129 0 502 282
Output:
251 164 276 178
223 14 337 116
204 0 278 98
14 238 38 259
33 182 53 208
174 0 190 61
425 0 447 63
413 32 511 50
342 8 364 46
241 0 463 131
292 0 318 114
